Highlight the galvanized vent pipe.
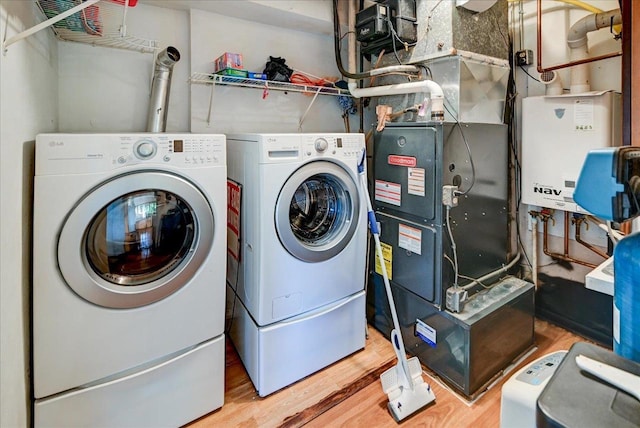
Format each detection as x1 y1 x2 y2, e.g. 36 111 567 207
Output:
147 46 180 132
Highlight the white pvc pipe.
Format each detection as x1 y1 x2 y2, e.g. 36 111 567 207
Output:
542 71 564 96
569 44 591 94
532 217 538 289
567 9 622 94
348 80 445 120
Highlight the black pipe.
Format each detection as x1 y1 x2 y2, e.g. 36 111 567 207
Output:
332 0 375 80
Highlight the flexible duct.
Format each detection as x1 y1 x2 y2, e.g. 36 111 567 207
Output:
147 46 180 132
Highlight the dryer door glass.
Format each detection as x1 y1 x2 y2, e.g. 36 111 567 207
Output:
58 171 214 309
276 161 360 262
85 190 195 286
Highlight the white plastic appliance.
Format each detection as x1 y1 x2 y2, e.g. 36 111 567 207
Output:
521 91 621 212
33 133 227 427
500 350 567 428
226 133 367 397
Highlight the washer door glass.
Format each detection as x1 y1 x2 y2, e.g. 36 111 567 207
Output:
276 161 360 262
58 171 214 309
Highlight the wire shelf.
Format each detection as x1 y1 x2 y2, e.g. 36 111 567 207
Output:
190 72 352 97
35 0 158 53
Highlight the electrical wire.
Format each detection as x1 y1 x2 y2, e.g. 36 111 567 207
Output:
506 32 533 272
332 0 374 80
445 205 459 288
385 14 417 66
519 65 541 82
443 101 476 196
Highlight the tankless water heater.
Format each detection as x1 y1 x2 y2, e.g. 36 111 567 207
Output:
521 91 622 212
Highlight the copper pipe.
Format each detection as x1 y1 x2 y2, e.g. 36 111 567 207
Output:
620 220 632 235
541 211 597 268
536 0 622 74
573 217 609 259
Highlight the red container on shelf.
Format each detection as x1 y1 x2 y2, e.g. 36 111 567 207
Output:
106 0 138 6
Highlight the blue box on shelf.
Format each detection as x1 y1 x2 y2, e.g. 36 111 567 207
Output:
247 72 267 80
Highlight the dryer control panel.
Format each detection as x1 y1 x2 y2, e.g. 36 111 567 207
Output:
35 133 226 175
118 134 226 167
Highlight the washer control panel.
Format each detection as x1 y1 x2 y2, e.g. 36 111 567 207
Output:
302 134 365 160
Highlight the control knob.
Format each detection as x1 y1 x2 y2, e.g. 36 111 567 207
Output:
314 138 328 153
134 140 157 159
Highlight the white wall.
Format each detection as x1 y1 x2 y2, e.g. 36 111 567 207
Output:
0 2 59 426
56 2 353 134
511 0 622 281
513 0 621 96
58 3 191 132
189 8 350 134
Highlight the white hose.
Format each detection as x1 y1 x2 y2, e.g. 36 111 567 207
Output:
459 252 522 290
358 152 414 390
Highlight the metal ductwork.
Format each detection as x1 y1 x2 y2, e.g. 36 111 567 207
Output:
147 46 180 133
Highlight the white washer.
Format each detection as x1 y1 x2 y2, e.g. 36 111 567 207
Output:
33 133 227 427
226 133 367 397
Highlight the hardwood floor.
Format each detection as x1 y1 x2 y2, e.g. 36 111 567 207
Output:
187 319 595 428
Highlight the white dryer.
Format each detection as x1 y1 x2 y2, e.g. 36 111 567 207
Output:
33 133 227 427
226 133 367 397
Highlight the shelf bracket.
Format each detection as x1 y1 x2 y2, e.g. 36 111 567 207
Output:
298 87 322 131
206 77 217 126
3 0 102 54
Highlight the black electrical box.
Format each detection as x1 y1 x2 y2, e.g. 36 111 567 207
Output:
356 0 417 56
356 4 389 43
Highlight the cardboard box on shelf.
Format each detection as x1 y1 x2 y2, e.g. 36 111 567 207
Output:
213 52 243 73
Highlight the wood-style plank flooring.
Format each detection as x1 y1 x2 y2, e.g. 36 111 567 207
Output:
187 319 595 427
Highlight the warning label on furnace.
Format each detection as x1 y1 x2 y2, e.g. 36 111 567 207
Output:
374 242 393 280
407 167 425 196
398 223 422 255
375 180 401 206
